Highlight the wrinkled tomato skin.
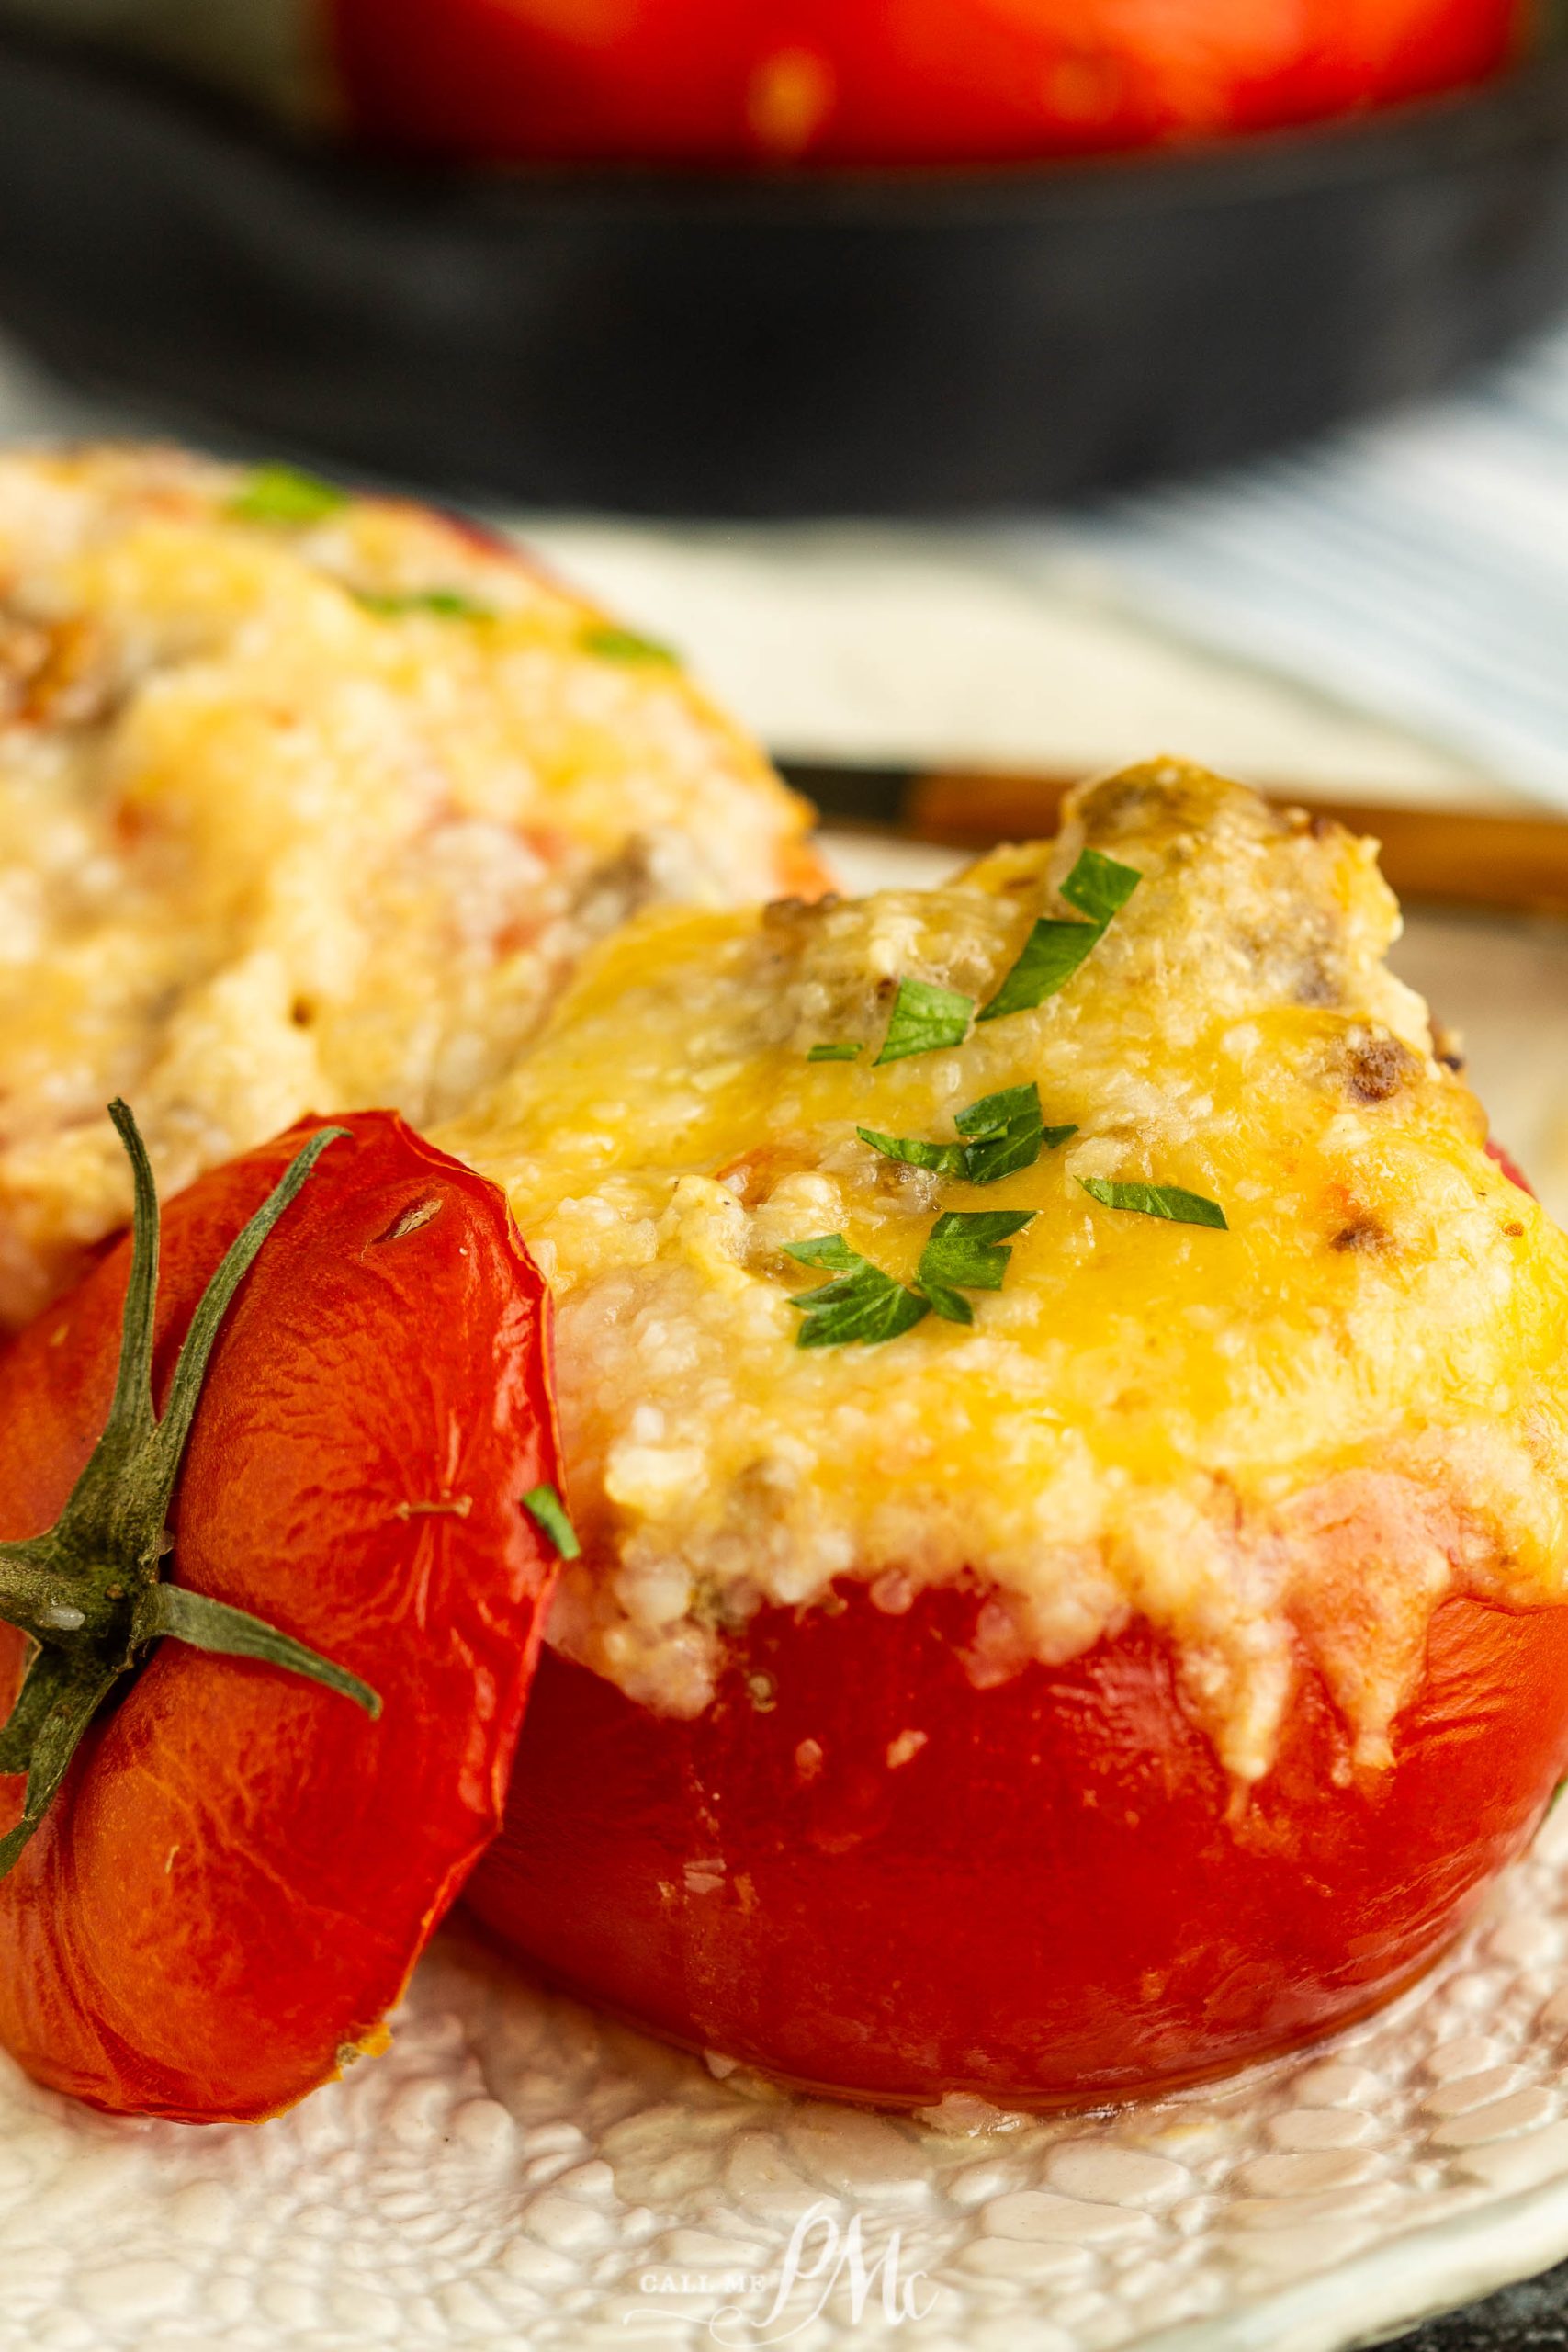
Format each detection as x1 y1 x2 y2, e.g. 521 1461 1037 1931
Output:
467 1579 1568 2106
0 1113 560 2124
331 1 1523 170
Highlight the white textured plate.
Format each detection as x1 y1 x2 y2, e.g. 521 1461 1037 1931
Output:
6 837 1568 2352
6 1826 1568 2352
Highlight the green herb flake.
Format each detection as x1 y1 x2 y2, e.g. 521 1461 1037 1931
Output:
1077 1179 1228 1230
911 1276 971 1326
784 1234 930 1349
580 621 679 665
856 1127 966 1175
874 978 974 1066
355 587 495 620
977 922 1098 1021
955 1080 1077 1184
522 1481 581 1560
857 1080 1076 1186
1059 847 1143 927
229 463 350 526
978 848 1141 1023
917 1208 1035 1321
953 1082 1040 1137
783 1234 862 1272
807 1042 862 1063
798 1267 931 1349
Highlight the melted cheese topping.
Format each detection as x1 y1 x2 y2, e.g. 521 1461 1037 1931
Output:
0 444 814 1325
440 762 1568 1779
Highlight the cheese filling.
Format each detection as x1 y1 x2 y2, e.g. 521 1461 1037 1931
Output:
440 762 1568 1781
0 444 813 1325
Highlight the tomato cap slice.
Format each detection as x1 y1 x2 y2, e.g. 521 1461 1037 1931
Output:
0 1110 562 2123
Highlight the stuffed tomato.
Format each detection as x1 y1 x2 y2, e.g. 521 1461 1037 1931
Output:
444 758 1568 2107
0 443 818 1331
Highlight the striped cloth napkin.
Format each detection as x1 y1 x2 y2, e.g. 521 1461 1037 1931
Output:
1065 324 1568 812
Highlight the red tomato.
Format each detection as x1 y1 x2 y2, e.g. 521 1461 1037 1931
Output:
467 1578 1568 2106
1488 1135 1534 1194
0 1112 561 2123
330 1 1524 169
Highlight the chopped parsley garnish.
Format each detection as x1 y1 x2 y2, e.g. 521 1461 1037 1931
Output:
1077 1179 1227 1230
954 1082 1037 1137
978 848 1141 1023
521 1482 581 1559
580 622 678 665
355 587 495 620
856 1127 965 1175
784 1235 862 1272
784 1205 1038 1346
783 1237 929 1349
916 1210 1035 1323
874 978 975 1066
955 1082 1077 1183
858 1082 1075 1186
229 464 349 525
1058 847 1144 927
807 1042 862 1063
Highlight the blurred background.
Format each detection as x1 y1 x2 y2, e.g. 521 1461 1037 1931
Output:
2 0 1568 1218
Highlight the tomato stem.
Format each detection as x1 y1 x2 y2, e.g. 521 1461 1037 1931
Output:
0 1104 380 1881
134 1583 380 1715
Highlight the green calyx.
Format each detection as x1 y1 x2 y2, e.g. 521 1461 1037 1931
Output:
0 1103 380 1882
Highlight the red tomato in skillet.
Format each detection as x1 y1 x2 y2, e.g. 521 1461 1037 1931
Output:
0 1112 561 2123
330 0 1526 169
467 1581 1568 2107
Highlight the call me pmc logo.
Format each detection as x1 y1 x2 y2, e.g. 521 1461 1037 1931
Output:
629 2199 940 2343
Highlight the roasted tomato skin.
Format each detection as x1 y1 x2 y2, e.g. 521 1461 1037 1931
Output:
467 1579 1568 2106
0 1112 560 2124
331 1 1524 170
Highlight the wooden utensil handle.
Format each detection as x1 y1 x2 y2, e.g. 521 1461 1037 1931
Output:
784 762 1568 916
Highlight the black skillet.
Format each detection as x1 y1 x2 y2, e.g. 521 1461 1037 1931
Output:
2 24 1568 514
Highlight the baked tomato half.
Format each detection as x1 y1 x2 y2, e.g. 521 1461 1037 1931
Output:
448 758 1568 2108
0 1107 563 2123
468 1581 1568 2107
331 0 1525 168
